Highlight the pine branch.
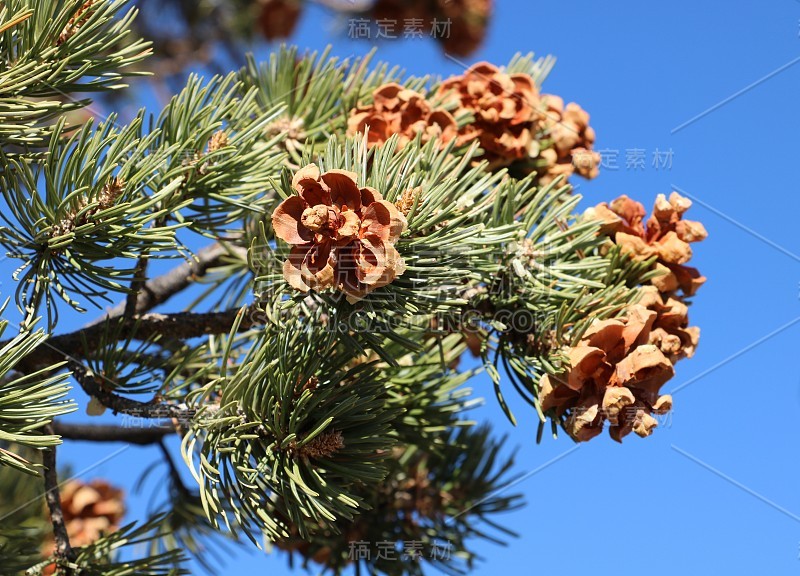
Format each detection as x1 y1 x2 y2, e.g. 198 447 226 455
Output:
42 433 76 572
67 515 189 575
0 329 74 475
13 304 259 374
52 421 172 445
67 360 194 421
89 241 242 324
0 0 152 147
7 239 248 373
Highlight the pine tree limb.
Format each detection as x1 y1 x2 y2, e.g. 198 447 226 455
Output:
67 361 194 421
12 305 260 374
52 421 173 445
90 241 242 324
42 430 76 572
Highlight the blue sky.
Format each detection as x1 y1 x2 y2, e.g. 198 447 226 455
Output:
44 1 800 574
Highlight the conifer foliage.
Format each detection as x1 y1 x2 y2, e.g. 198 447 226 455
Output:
0 2 706 575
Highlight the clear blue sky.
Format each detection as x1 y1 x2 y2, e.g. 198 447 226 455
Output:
48 1 800 574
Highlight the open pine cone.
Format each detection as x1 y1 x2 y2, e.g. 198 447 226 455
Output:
587 192 708 296
539 304 674 442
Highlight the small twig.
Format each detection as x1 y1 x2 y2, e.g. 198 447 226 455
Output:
42 427 76 572
124 206 174 320
53 421 174 445
68 360 195 421
124 252 151 321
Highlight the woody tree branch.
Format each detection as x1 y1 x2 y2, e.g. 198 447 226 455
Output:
122 208 177 321
11 305 260 373
67 360 196 421
42 428 76 571
8 237 253 374
52 421 174 445
91 241 243 323
11 282 505 375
